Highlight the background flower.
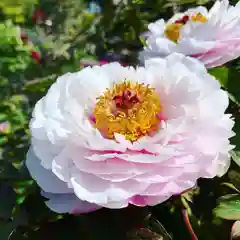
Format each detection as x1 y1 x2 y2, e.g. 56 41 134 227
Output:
26 53 234 214
140 0 240 68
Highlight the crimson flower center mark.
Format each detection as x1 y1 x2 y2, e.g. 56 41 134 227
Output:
113 89 140 110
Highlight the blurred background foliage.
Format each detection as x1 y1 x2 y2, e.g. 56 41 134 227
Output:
0 0 240 239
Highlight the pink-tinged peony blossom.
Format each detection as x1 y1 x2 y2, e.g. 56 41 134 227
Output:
140 0 240 68
0 122 9 133
26 53 234 214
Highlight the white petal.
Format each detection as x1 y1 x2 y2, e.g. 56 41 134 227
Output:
71 171 149 205
26 148 72 194
41 191 101 214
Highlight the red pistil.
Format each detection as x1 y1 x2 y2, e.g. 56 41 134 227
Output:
175 15 189 24
113 89 139 109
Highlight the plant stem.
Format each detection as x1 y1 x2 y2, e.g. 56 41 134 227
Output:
182 210 198 240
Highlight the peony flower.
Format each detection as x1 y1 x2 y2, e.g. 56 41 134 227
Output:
0 122 9 134
26 53 234 214
140 0 240 68
31 51 41 64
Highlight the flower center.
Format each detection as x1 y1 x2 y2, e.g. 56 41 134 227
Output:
165 12 207 42
92 81 162 142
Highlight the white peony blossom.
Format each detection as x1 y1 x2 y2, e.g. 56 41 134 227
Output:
26 53 234 214
140 0 240 68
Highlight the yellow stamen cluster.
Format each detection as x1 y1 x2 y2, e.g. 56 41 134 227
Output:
165 12 207 42
93 81 162 142
191 12 207 23
164 23 183 43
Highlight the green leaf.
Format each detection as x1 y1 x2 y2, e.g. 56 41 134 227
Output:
3 6 23 15
166 0 210 5
231 151 240 168
229 170 240 191
208 66 229 88
15 15 25 23
228 92 240 107
0 136 8 145
196 0 210 4
221 182 240 193
23 74 56 92
0 114 8 121
232 115 240 152
215 194 240 220
0 163 22 181
139 35 147 47
227 68 240 104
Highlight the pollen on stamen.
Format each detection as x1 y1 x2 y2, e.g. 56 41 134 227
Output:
165 12 207 42
191 12 207 23
92 81 163 142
